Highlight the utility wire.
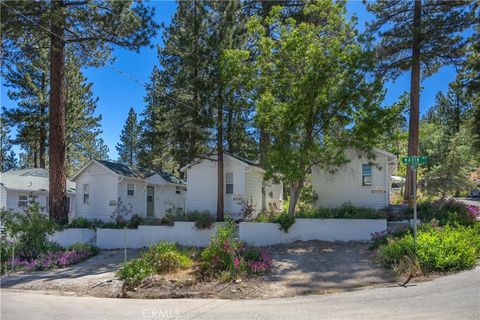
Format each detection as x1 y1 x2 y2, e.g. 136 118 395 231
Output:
0 1 205 117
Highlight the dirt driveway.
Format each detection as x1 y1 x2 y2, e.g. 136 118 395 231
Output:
1 241 396 299
1 249 142 297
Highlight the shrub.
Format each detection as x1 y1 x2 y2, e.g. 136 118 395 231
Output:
127 214 143 228
200 219 272 277
67 217 92 229
117 258 156 287
2 198 57 260
141 242 192 274
415 225 480 271
412 199 478 226
176 211 215 230
370 225 410 250
117 242 192 287
377 224 480 273
275 213 295 233
297 203 387 219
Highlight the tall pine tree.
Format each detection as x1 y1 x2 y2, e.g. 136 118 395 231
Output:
0 116 18 172
116 108 141 167
1 0 157 222
366 0 475 203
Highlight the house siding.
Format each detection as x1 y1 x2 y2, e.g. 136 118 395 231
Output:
245 169 263 213
0 185 6 209
185 156 256 217
74 162 118 221
312 149 390 209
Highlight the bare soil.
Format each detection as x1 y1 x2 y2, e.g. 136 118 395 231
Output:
1 241 399 299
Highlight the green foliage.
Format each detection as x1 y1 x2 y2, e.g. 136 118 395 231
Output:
378 224 480 273
67 243 99 256
410 199 477 227
297 203 387 220
143 207 215 230
2 197 57 260
117 242 192 287
232 0 393 214
66 217 93 229
116 107 141 166
200 219 239 274
117 258 156 287
274 213 296 233
0 116 18 171
366 1 474 81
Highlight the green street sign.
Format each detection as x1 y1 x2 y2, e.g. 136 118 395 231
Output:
401 156 428 165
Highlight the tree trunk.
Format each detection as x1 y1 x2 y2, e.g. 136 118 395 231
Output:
404 0 421 204
216 93 224 222
287 180 303 216
49 0 67 223
39 107 47 169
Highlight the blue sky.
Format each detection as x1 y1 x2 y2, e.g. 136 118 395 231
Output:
1 0 460 160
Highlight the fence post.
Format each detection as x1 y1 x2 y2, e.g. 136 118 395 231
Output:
124 227 127 263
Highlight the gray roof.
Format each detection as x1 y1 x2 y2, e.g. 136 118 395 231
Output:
0 168 76 193
96 160 185 185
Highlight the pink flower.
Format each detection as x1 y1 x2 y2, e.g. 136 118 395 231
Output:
233 257 240 269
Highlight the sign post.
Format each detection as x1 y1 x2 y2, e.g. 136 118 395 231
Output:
401 156 428 254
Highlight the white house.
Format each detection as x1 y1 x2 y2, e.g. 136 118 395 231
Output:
70 159 186 221
312 148 397 209
180 153 283 217
0 168 76 216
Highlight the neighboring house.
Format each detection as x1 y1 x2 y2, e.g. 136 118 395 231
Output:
70 159 186 221
312 148 397 209
180 153 283 217
0 168 76 216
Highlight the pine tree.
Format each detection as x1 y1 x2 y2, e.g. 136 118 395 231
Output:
366 0 475 203
65 54 109 176
0 117 18 172
2 43 49 169
116 108 141 167
1 0 158 222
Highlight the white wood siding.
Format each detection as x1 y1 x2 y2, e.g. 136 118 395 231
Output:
312 149 390 209
245 169 263 213
154 185 185 217
185 156 251 216
74 162 118 221
0 186 6 209
118 179 147 217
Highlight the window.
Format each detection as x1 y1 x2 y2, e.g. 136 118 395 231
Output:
362 164 372 186
175 186 181 194
83 184 90 203
225 172 234 194
127 183 135 196
18 195 28 207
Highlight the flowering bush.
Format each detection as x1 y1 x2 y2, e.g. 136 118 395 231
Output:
200 219 272 278
412 199 478 226
4 243 97 273
370 225 410 250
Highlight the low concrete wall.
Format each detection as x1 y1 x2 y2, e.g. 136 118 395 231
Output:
239 219 387 246
96 222 219 249
49 228 96 247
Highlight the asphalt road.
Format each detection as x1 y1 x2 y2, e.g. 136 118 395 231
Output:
454 197 480 208
1 266 479 320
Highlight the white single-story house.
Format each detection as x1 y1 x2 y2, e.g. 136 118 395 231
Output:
0 168 76 216
70 159 186 221
312 147 397 209
180 153 283 217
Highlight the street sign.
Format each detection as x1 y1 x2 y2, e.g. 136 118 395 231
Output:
401 156 428 165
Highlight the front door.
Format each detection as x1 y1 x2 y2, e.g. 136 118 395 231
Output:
147 186 154 217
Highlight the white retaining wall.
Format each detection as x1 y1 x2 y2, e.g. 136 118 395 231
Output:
239 219 387 246
49 228 96 247
96 222 219 249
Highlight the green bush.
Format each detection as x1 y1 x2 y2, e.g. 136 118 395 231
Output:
200 219 238 274
377 224 480 273
297 203 387 219
275 213 296 232
1 198 57 260
411 199 476 226
117 258 156 287
117 242 192 287
174 211 215 230
68 243 99 256
67 217 92 229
